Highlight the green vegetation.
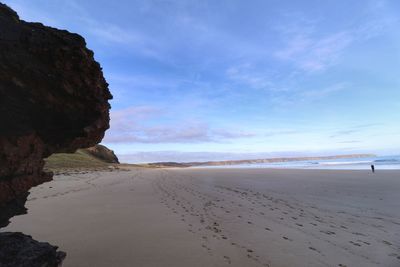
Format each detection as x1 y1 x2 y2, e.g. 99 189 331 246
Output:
44 149 111 172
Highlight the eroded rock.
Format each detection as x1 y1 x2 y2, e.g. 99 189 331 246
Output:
0 2 112 227
0 3 112 266
83 144 120 164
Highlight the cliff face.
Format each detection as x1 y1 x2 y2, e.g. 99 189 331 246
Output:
83 144 120 164
0 3 112 228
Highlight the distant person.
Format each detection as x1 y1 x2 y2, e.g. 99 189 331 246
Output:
371 164 375 173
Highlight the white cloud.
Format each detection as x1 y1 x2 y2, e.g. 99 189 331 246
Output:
276 31 353 72
274 3 398 73
104 106 258 144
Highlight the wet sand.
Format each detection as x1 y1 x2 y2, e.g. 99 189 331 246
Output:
4 168 400 267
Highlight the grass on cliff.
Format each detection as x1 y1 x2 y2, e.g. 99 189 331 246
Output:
44 149 111 172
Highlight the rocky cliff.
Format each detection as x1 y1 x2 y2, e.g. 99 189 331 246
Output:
83 144 120 164
0 2 112 266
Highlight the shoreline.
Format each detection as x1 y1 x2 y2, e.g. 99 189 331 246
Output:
188 166 400 170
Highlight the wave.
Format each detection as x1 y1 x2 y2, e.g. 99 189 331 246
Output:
374 159 400 163
320 160 373 165
202 155 400 169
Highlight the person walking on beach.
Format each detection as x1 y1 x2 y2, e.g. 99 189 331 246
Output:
371 164 375 173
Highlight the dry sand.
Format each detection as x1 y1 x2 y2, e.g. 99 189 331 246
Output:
4 167 400 267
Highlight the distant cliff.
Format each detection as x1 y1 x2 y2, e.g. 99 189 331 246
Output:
147 154 376 168
190 154 376 166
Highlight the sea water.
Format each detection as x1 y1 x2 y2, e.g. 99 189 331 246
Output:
197 155 400 170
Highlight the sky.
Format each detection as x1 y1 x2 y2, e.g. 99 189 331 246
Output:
4 0 400 162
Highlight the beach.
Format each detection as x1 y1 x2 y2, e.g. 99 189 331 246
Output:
4 167 400 267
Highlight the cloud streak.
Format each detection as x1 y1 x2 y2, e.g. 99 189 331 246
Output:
104 106 257 144
276 30 353 72
274 4 397 73
330 123 383 138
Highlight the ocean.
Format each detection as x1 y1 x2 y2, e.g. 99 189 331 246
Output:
195 155 400 170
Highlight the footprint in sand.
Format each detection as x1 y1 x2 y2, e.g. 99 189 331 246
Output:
308 246 320 253
223 255 231 264
320 230 336 235
349 241 361 247
352 232 366 236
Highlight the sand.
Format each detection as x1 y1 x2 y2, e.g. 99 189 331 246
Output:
3 167 400 267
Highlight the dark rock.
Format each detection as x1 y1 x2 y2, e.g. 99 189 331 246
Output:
0 2 112 228
0 3 112 266
0 193 28 229
83 144 120 164
0 232 66 267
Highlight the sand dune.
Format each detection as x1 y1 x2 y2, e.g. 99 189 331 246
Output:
4 168 400 267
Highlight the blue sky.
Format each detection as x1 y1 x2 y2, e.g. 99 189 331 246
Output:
5 0 400 162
